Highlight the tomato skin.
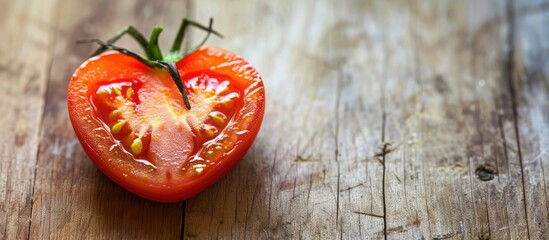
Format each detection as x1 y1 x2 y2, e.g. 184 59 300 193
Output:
68 48 265 202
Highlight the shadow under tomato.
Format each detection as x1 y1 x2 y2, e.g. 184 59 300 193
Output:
86 157 183 239
182 140 273 238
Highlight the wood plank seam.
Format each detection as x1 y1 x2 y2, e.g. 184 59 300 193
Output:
380 50 389 240
334 70 342 239
180 1 193 239
26 1 60 238
505 0 530 238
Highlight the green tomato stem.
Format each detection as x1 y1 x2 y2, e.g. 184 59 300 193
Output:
170 18 224 54
77 18 222 111
90 26 148 57
147 26 164 61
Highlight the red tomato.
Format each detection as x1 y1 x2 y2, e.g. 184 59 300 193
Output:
68 48 265 202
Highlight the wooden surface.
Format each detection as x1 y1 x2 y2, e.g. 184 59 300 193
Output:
1 0 548 239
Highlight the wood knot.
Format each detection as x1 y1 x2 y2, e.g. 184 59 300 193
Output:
475 163 497 181
433 75 450 94
374 142 395 164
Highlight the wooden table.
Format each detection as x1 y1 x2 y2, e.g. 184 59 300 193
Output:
1 0 548 239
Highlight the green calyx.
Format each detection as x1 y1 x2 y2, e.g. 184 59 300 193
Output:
77 18 223 110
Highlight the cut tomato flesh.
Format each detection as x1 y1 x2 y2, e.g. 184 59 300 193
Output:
69 48 265 202
88 71 242 183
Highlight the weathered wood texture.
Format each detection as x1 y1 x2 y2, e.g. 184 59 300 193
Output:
2 0 186 239
186 0 549 239
0 0 53 238
0 0 547 239
28 1 187 239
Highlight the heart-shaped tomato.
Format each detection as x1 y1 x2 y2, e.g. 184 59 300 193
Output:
68 48 265 202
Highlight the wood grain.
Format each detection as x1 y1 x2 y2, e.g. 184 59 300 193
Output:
0 0 547 239
185 0 549 239
0 0 55 238
27 0 188 239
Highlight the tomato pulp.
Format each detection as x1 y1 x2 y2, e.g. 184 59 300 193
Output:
68 48 265 202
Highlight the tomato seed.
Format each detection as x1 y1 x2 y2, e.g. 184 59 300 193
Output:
112 86 122 96
111 120 126 134
131 138 143 155
108 110 120 121
126 88 134 99
210 114 225 125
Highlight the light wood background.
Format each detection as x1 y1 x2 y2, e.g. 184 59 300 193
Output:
1 0 548 239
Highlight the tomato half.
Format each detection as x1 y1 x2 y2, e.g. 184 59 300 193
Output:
68 48 265 202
